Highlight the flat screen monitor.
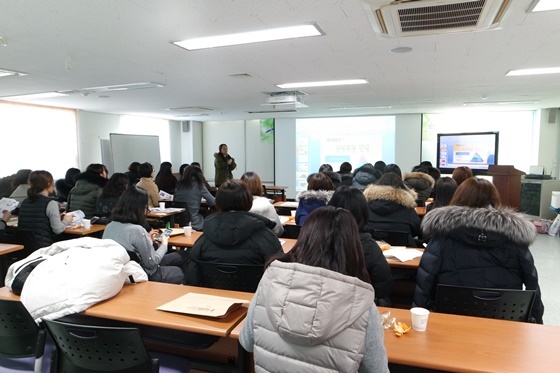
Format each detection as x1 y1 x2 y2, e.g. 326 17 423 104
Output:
437 132 499 175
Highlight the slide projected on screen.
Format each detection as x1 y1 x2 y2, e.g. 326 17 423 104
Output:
296 116 395 191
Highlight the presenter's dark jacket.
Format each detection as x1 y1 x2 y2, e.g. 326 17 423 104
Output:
67 172 107 218
214 153 237 187
363 185 420 247
185 211 283 286
413 205 544 324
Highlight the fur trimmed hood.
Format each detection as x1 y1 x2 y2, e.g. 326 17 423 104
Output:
363 185 417 208
422 205 536 245
403 172 435 188
296 189 334 202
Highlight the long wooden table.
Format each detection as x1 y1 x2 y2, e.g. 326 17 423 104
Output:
63 224 106 236
230 305 560 372
378 307 560 372
0 243 24 256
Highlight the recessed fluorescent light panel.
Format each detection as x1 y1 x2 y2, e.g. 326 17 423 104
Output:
529 0 560 12
276 79 368 89
173 24 323 50
1 92 68 101
507 67 560 76
0 68 27 78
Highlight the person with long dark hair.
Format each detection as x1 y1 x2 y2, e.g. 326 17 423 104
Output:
102 186 189 284
95 173 130 217
363 172 421 247
154 161 177 194
214 144 236 187
186 180 282 286
55 167 80 202
414 177 545 323
18 171 73 248
240 207 389 372
425 176 457 213
67 163 108 218
174 166 215 230
328 186 393 305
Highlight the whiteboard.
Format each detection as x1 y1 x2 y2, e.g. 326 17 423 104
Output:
110 133 161 174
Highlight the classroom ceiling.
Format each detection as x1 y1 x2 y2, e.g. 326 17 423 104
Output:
0 0 559 121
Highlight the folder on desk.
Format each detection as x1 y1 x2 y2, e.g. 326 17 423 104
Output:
157 293 249 318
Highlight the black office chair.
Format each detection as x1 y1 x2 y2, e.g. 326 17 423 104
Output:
163 201 190 227
45 319 192 373
197 261 264 292
0 229 41 287
0 299 49 373
435 284 536 322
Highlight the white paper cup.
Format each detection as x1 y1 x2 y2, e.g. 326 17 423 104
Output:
183 226 192 236
410 307 430 332
159 202 166 209
82 219 91 230
290 210 296 217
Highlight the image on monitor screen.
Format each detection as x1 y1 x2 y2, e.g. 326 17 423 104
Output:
437 131 499 175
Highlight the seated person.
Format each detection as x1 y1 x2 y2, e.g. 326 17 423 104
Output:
307 164 342 189
154 161 177 194
174 166 215 230
414 177 544 323
352 163 380 190
329 186 393 305
102 186 189 284
451 166 473 186
403 165 435 207
241 171 284 237
95 173 129 218
240 206 389 372
67 164 108 218
9 169 32 203
55 167 80 202
425 177 457 213
295 173 334 226
18 171 73 248
136 162 159 208
124 161 140 185
363 172 421 248
0 210 11 229
337 161 353 186
186 180 283 286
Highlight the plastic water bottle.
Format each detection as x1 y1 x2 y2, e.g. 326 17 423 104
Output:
548 213 560 237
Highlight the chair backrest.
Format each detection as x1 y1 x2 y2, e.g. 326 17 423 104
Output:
435 284 536 322
0 299 45 359
197 261 264 292
163 201 190 227
44 319 159 373
368 229 410 246
0 229 41 257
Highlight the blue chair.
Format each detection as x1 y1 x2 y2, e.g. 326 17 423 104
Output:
0 299 51 373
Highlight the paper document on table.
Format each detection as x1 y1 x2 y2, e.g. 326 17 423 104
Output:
278 201 298 208
279 216 289 225
0 198 19 212
157 293 250 318
383 247 423 262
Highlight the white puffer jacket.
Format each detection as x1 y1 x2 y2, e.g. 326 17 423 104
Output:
5 237 148 323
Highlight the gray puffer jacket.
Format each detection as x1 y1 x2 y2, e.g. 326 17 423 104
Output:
240 261 389 373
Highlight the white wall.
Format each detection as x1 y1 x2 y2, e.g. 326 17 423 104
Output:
395 114 422 174
538 109 560 178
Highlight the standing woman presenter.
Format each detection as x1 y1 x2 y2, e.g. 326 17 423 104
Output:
214 144 236 187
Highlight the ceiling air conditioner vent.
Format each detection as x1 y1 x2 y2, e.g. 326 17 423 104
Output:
362 0 512 38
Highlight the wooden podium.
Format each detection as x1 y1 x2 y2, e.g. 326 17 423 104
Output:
487 165 525 209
